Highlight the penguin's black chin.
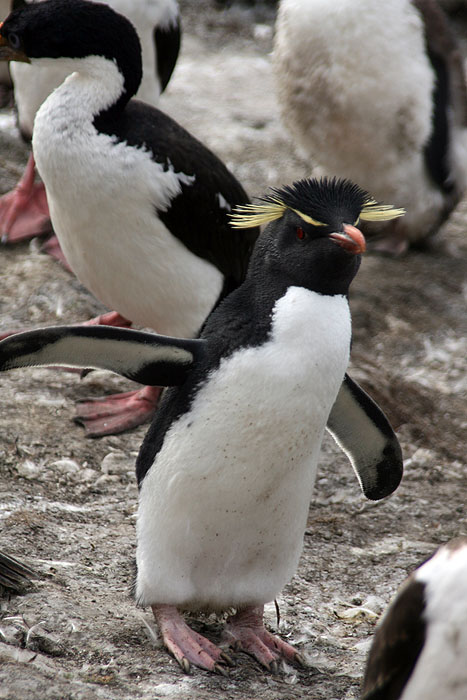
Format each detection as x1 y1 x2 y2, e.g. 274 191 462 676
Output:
329 224 366 255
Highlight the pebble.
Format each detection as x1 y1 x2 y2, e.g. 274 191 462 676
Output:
101 452 134 476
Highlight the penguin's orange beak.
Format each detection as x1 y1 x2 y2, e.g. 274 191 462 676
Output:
0 26 30 63
329 224 366 255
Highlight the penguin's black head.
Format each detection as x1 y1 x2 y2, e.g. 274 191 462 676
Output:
232 177 405 296
0 0 142 104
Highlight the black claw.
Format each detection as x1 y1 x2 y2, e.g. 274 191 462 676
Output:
294 651 307 667
177 656 191 674
220 650 236 667
214 663 230 677
268 659 279 675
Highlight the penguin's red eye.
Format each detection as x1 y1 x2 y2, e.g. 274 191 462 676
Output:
296 227 306 240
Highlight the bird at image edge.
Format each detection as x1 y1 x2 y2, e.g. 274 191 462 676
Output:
273 0 467 254
361 538 467 700
0 0 181 255
0 0 258 436
0 550 37 593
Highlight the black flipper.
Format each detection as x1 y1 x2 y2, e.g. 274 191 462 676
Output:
154 15 181 94
326 374 403 500
0 326 205 387
0 550 37 591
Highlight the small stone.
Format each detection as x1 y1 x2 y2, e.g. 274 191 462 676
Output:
77 468 98 484
101 451 134 475
16 460 42 480
50 459 80 475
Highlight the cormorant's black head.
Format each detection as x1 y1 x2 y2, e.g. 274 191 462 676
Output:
231 177 405 296
0 0 142 106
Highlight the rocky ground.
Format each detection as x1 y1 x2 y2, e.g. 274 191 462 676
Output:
0 2 466 699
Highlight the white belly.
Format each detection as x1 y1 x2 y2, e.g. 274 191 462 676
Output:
136 287 351 610
33 67 223 338
273 0 463 240
46 165 223 338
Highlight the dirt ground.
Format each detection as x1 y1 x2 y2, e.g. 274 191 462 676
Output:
0 2 466 699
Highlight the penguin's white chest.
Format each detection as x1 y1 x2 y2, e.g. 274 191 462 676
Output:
136 287 351 610
32 63 223 338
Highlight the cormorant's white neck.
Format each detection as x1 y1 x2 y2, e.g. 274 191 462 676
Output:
32 55 126 122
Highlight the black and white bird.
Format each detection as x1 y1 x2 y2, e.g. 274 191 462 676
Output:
0 177 404 673
273 0 467 254
0 0 258 436
361 537 467 700
0 550 36 592
1 0 180 254
0 0 181 251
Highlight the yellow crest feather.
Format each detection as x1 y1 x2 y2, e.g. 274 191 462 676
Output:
230 181 405 229
229 198 286 229
360 199 406 222
290 208 326 226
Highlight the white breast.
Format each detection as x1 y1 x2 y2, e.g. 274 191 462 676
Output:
136 287 351 610
32 57 223 338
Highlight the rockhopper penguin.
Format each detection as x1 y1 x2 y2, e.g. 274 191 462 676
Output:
0 176 404 673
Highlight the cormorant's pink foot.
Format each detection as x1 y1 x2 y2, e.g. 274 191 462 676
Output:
0 311 157 436
0 328 20 341
152 605 234 675
371 235 409 256
0 311 132 342
84 310 133 328
223 605 305 672
41 234 71 270
368 219 409 256
74 384 162 437
0 154 52 243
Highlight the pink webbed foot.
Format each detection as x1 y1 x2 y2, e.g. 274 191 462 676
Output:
0 310 132 343
41 234 71 270
74 384 162 437
84 311 133 328
367 219 409 257
152 605 234 675
371 235 409 256
0 154 51 243
223 606 305 673
0 310 161 436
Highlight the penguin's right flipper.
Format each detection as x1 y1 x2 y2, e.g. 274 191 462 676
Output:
0 326 206 387
327 374 403 501
0 550 37 591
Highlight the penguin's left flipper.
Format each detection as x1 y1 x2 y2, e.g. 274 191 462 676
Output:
0 325 205 387
0 551 37 591
327 374 403 500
